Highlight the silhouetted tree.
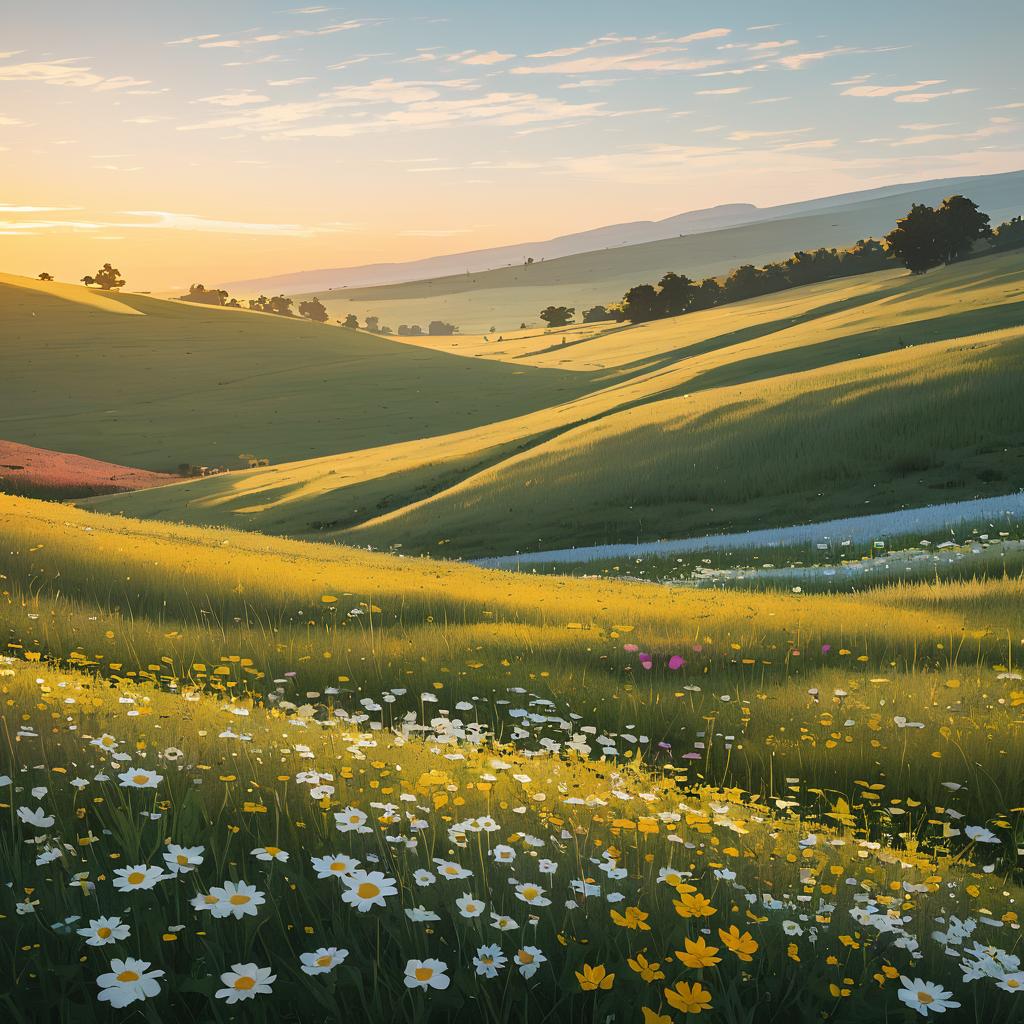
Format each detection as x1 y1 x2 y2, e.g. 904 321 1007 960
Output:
657 272 695 317
249 294 270 311
885 203 945 274
364 316 381 332
690 278 722 311
298 297 328 322
619 285 661 322
268 295 293 316
83 263 125 290
37 272 53 281
428 320 458 336
935 194 992 263
539 305 575 328
397 324 424 336
342 313 360 329
181 283 229 306
992 216 1024 252
582 305 610 323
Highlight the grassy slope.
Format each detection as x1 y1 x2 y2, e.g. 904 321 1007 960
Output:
3 496 1024 1019
87 251 1024 551
346 325 1024 556
2 492 1023 818
301 177 1024 332
0 273 598 472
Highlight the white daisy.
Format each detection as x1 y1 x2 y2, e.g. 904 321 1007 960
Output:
251 845 289 862
310 853 360 879
96 958 164 1008
456 893 485 918
207 880 266 919
300 947 348 976
404 959 450 990
514 946 547 979
341 870 398 912
78 916 130 947
514 882 552 907
215 963 276 1003
163 844 204 875
112 865 166 892
434 858 472 880
117 767 163 789
473 944 507 978
898 977 962 1017
334 806 370 833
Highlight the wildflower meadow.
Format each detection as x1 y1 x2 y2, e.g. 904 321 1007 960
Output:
1 495 1023 1022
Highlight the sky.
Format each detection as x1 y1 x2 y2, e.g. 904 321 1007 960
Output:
1 0 1022 291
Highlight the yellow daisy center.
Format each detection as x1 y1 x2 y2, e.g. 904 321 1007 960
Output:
357 882 380 899
127 872 145 885
316 955 333 967
229 893 251 905
132 774 149 785
97 927 112 939
116 970 140 983
233 976 256 990
414 967 433 982
918 993 934 1005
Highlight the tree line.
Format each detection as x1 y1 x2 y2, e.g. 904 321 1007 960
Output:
537 196 1024 327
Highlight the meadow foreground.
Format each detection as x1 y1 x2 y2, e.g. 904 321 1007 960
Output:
1 495 1023 1022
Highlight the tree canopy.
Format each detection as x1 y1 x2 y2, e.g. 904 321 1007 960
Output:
82 263 125 290
539 305 575 328
298 297 329 322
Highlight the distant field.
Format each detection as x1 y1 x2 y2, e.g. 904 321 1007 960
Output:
88 250 1024 554
0 439 178 500
301 175 1024 332
0 273 599 472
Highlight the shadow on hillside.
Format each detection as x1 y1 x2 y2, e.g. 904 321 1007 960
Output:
675 300 1024 396
608 281 911 377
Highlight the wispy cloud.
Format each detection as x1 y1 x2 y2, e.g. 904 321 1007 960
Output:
454 50 516 65
841 79 974 103
673 29 731 43
841 80 944 97
0 57 150 91
177 78 618 140
890 117 1017 146
778 47 853 70
728 127 812 141
695 86 749 96
894 88 974 104
197 91 272 107
0 208 349 237
511 46 724 76
172 19 374 50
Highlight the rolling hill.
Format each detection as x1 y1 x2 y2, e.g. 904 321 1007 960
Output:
292 169 1024 333
0 272 601 472
84 248 1024 555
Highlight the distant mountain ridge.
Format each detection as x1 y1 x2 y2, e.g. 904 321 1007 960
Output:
221 170 1024 297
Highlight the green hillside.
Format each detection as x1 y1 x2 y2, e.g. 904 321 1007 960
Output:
88 249 1024 554
0 273 599 472
299 173 1024 333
